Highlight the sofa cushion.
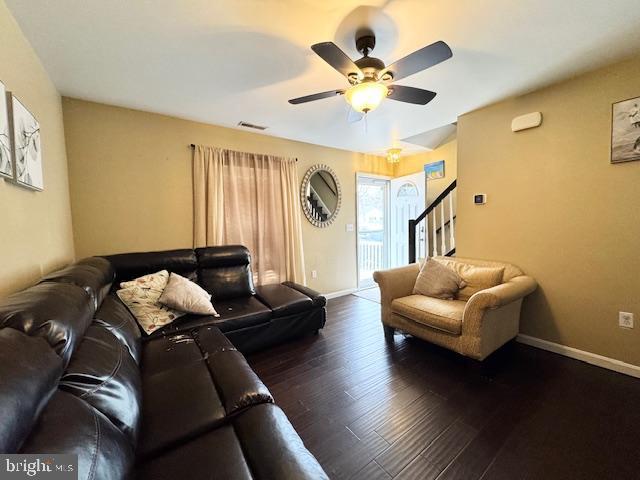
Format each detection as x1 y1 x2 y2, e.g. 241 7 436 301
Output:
94 294 142 364
138 360 225 459
391 295 465 335
20 391 134 480
255 284 314 318
141 333 204 377
210 296 272 332
0 328 63 453
59 326 141 444
138 404 328 480
104 249 198 285
137 424 253 480
150 296 272 338
77 256 116 286
196 246 256 300
40 260 114 311
0 282 93 366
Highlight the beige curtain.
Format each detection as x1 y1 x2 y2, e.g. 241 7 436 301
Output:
193 145 306 285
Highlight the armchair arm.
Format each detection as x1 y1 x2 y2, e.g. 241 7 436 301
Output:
461 275 537 354
373 264 420 327
373 263 420 302
466 275 537 311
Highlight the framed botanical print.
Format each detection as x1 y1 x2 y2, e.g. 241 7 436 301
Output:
611 95 640 164
0 81 12 179
9 94 43 190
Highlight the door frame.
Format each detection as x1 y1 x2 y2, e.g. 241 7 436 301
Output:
355 172 391 290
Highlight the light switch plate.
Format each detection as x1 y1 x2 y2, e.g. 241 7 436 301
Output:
346 223 354 232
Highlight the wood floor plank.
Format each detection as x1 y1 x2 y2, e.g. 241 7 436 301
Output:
247 295 640 480
350 460 392 480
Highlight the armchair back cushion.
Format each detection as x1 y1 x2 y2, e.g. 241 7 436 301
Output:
434 259 504 300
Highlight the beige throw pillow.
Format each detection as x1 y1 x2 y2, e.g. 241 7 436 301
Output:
116 270 185 335
435 259 505 300
413 258 466 300
158 273 219 316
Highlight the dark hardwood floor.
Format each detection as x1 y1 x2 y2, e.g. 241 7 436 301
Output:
247 295 640 480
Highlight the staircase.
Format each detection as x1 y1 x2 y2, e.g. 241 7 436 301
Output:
307 190 328 222
409 179 457 263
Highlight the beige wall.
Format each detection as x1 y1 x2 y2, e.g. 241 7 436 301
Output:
394 140 457 205
457 56 640 366
0 1 74 297
62 98 392 294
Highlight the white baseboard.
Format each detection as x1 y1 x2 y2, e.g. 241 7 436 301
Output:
516 334 640 379
324 288 357 300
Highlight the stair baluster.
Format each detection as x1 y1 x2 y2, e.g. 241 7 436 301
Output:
408 179 457 263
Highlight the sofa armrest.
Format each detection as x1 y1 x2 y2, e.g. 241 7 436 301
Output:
282 282 326 308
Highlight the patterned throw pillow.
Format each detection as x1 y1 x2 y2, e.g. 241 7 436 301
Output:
116 270 185 335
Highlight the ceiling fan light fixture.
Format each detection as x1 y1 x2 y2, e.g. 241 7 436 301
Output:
386 148 402 163
345 81 388 114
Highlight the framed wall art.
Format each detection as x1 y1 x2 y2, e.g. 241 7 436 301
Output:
424 160 445 180
8 94 43 190
0 81 12 179
611 95 640 164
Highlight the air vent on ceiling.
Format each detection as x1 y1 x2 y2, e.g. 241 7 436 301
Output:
237 121 267 131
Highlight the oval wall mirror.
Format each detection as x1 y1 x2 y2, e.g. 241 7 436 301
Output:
300 164 342 228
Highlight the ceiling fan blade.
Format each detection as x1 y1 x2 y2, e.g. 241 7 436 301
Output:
289 89 344 105
381 41 452 82
311 42 364 80
387 85 437 105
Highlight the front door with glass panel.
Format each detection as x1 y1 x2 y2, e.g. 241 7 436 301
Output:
357 176 388 288
389 172 426 268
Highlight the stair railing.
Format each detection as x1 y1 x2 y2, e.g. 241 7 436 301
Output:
408 179 457 263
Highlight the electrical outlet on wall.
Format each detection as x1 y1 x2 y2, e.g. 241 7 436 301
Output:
311 270 318 279
618 311 634 329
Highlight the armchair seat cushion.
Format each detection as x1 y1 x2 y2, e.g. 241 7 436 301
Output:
391 295 465 335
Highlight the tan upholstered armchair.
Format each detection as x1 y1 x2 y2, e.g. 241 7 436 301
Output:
373 256 537 361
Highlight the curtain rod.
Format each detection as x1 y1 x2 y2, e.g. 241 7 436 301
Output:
189 144 297 162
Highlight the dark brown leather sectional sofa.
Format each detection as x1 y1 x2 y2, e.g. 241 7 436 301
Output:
0 245 328 479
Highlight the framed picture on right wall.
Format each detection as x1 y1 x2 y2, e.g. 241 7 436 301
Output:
611 95 640 164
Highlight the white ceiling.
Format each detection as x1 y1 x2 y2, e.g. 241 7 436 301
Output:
7 0 640 155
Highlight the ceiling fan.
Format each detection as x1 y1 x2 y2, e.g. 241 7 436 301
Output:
289 31 452 116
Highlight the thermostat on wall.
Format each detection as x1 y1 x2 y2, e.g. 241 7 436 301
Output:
473 194 487 205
